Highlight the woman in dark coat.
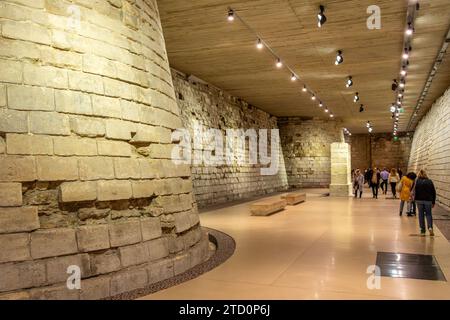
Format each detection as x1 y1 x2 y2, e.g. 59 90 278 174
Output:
414 170 437 236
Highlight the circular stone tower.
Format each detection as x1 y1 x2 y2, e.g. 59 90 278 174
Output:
0 0 208 299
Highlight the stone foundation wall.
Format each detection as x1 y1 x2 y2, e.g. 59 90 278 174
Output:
408 88 450 210
348 134 412 172
278 118 343 188
0 0 208 299
172 70 289 208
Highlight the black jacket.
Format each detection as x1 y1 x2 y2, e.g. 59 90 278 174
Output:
414 178 436 205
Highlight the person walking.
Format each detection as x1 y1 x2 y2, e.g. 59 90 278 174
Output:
398 172 416 216
353 169 364 198
414 170 436 236
388 168 400 198
371 167 381 199
365 168 372 186
380 168 389 195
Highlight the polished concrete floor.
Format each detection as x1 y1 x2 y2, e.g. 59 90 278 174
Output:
141 188 450 300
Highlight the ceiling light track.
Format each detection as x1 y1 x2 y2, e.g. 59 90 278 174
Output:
227 7 335 119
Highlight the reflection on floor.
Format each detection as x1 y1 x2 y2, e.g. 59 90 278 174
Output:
140 188 450 300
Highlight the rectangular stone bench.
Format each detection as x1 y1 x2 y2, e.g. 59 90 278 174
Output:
281 192 306 206
250 199 287 216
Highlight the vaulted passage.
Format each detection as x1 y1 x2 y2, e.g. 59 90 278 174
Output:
0 0 449 301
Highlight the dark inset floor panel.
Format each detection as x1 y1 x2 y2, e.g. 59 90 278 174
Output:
376 252 447 282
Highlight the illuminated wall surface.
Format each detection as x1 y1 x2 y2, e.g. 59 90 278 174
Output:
0 0 209 299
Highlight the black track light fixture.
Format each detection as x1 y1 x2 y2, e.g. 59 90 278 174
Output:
353 92 360 103
227 9 235 22
318 5 327 28
359 104 365 113
406 22 414 36
346 76 353 88
392 79 398 91
335 50 344 65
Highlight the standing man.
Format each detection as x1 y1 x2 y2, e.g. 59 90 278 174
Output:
371 167 381 199
380 168 389 195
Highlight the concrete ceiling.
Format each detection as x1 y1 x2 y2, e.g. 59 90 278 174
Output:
158 0 450 134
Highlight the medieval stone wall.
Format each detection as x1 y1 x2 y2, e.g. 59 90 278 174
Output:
0 0 208 300
172 70 289 208
278 117 343 188
408 88 450 211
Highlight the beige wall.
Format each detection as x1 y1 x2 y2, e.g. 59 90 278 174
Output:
0 0 208 299
409 88 450 210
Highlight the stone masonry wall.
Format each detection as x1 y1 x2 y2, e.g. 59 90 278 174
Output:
0 0 209 300
172 70 289 208
408 88 450 211
348 134 412 172
278 118 343 188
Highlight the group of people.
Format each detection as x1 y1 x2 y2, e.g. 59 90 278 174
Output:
352 167 437 236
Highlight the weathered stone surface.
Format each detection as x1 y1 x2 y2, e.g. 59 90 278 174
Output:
141 217 162 241
77 225 110 252
250 199 287 216
119 243 149 267
59 181 97 202
173 252 191 275
0 260 46 292
0 182 22 206
281 192 307 205
97 180 132 201
0 156 36 182
79 157 115 181
80 276 111 300
36 156 79 181
90 250 121 275
31 228 78 259
0 207 39 234
29 111 71 136
147 258 174 284
110 269 148 296
0 233 31 263
146 237 170 261
6 134 53 155
109 220 142 247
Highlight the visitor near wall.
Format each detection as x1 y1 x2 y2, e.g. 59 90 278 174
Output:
398 172 416 216
380 168 389 195
388 168 400 199
414 170 437 236
353 169 364 199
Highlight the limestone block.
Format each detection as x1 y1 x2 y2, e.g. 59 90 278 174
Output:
0 260 46 292
173 211 191 233
2 20 50 45
97 180 132 201
83 54 117 78
90 250 121 275
141 217 162 241
131 180 156 198
54 90 92 115
139 106 182 129
53 136 97 156
59 181 97 203
110 269 148 296
97 140 132 157
0 156 36 182
0 85 5 107
119 242 149 267
23 63 68 89
70 117 105 137
173 252 191 275
105 119 137 141
282 192 306 205
114 158 141 179
79 157 115 180
7 85 55 111
46 254 91 284
109 219 141 247
0 182 22 206
0 207 39 234
80 276 111 300
30 228 78 259
77 224 110 252
120 100 140 122
250 199 287 216
138 159 159 179
146 237 170 261
147 258 174 284
6 134 53 155
0 233 30 263
147 144 174 159
30 284 80 300
0 59 22 83
131 125 172 144
91 95 122 119
68 70 104 94
36 156 78 181
0 109 28 133
29 111 71 136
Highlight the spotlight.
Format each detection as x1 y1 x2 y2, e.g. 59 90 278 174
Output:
399 81 405 89
325 107 329 113
330 113 334 118
392 79 398 91
402 49 409 60
276 58 283 68
291 74 297 81
390 105 396 113
256 39 263 50
369 127 373 133
311 95 316 101
354 92 359 103
318 5 327 28
359 104 365 113
319 101 323 108
406 23 414 36
346 76 353 88
302 85 307 92
335 50 344 65
227 9 235 22
398 93 403 98
366 121 371 128
400 69 407 76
